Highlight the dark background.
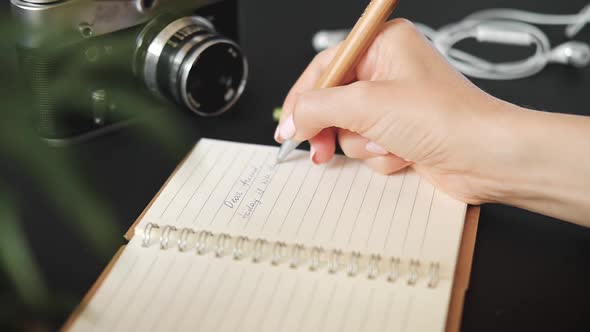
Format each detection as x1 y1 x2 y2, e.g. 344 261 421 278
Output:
2 0 590 331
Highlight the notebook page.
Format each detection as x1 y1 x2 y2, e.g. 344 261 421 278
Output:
68 237 454 332
137 139 466 270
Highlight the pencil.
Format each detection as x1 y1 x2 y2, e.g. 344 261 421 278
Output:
276 0 400 163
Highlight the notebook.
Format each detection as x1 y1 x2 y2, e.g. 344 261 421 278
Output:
63 138 479 332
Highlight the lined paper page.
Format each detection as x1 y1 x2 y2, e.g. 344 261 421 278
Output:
138 139 466 268
69 239 453 332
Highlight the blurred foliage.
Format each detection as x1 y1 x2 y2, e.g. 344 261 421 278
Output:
0 192 49 309
0 7 194 331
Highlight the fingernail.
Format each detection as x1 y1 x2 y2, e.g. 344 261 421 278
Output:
279 114 296 140
274 126 281 142
365 141 389 155
310 145 318 164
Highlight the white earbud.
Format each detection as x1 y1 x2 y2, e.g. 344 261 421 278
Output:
550 41 590 68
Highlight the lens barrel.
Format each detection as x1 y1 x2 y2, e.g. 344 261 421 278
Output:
136 15 247 116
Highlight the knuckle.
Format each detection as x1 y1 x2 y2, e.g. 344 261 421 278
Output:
382 18 419 40
313 50 328 63
314 46 337 64
391 18 417 33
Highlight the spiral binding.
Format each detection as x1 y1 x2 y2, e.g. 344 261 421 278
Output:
140 223 443 288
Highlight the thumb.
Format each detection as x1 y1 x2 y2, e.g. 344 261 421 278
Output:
279 81 385 142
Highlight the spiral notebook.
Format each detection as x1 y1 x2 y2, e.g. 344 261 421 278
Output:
63 138 479 332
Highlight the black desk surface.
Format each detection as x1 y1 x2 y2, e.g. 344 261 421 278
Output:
2 0 590 331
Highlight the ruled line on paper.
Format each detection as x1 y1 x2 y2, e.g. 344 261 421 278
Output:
335 286 357 332
177 264 231 331
276 277 301 331
400 295 415 332
294 279 319 332
378 292 396 332
159 143 213 218
168 262 213 332
225 152 274 226
174 148 228 220
294 164 328 236
364 175 392 249
277 163 313 233
400 179 422 255
358 287 375 332
91 254 140 332
232 271 265 331
209 268 252 332
207 150 258 226
252 273 284 332
126 258 176 329
381 170 408 251
311 159 347 240
243 162 280 228
146 260 193 332
109 256 160 330
418 189 437 256
190 149 245 225
198 267 246 330
193 265 232 321
316 283 339 332
329 163 361 240
260 161 299 231
347 172 375 245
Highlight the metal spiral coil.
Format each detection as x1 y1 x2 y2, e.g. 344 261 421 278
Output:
160 225 177 250
140 223 443 287
177 228 195 252
428 262 441 288
233 236 249 260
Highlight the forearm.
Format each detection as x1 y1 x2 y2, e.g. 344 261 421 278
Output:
485 105 590 227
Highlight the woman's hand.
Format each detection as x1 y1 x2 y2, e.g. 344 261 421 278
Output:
275 18 590 227
275 19 516 205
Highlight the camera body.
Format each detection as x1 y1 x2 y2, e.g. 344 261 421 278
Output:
11 0 247 144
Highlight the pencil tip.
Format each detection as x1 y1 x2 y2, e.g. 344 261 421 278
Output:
276 139 300 163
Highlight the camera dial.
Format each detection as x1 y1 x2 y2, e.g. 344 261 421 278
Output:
135 15 248 117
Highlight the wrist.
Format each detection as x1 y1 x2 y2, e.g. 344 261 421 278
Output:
462 98 531 204
474 102 590 226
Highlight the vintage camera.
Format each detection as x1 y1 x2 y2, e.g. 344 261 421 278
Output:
11 0 248 144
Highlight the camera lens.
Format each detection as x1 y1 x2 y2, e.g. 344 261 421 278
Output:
136 15 248 116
